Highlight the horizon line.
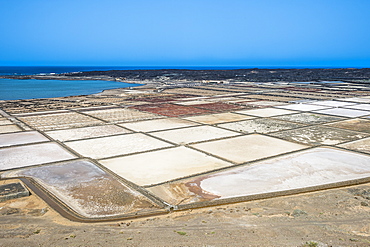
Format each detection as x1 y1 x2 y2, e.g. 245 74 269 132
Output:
0 65 369 69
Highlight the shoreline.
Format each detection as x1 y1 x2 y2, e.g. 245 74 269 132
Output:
0 78 143 101
1 68 370 101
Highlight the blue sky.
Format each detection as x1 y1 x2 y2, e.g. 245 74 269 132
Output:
0 0 369 67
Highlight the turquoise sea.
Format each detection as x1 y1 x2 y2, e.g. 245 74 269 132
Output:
0 65 340 100
0 66 247 100
0 78 142 100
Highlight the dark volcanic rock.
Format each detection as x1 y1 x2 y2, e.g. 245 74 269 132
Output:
63 68 370 82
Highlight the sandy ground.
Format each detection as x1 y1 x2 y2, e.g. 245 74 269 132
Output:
1 179 370 247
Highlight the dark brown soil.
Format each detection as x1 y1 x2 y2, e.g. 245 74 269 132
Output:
64 68 370 82
3 68 370 83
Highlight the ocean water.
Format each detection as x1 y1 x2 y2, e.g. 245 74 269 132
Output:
0 66 255 100
0 66 341 100
0 66 145 100
0 79 142 100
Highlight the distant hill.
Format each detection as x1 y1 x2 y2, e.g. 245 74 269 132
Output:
64 68 370 83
